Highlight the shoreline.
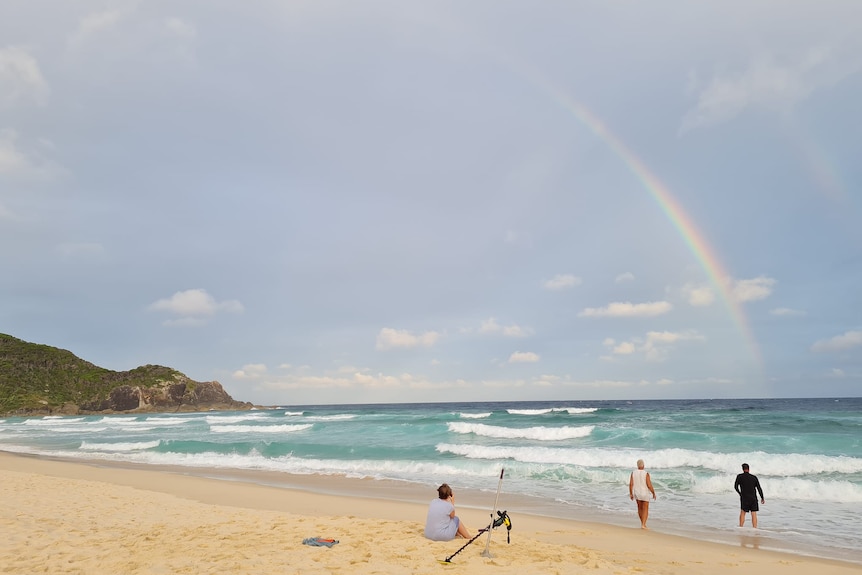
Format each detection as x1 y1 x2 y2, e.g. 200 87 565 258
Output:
2 451 859 574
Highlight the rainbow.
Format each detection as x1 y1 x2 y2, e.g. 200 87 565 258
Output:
422 27 764 367
538 83 763 366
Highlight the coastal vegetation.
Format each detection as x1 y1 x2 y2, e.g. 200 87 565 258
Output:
0 333 249 415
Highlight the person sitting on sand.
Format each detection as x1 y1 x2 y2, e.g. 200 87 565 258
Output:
629 459 657 529
424 483 471 541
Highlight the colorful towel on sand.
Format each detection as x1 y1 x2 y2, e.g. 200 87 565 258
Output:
302 537 339 547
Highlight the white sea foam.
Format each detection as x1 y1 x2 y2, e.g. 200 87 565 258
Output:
507 407 598 415
80 440 161 452
23 417 86 426
689 474 862 503
36 449 501 483
435 444 862 477
448 422 594 441
302 414 356 421
97 417 196 427
458 412 492 419
24 426 109 433
94 418 146 425
135 417 195 426
209 424 313 434
205 414 265 424
96 420 160 429
1 399 858 561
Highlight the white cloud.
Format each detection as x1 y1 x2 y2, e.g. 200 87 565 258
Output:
479 318 501 334
502 325 531 337
69 10 123 48
255 370 445 392
680 277 774 306
376 327 440 350
613 341 636 355
479 317 532 337
771 307 805 317
615 272 635 284
683 283 715 307
811 331 862 353
0 129 60 180
233 364 268 380
732 276 776 302
0 130 33 176
0 46 49 107
643 331 705 361
148 288 245 320
543 273 582 291
604 330 705 361
578 301 672 318
681 47 861 133
646 330 704 346
508 351 540 363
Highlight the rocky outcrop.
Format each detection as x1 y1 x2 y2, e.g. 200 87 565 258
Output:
0 333 257 416
76 379 253 414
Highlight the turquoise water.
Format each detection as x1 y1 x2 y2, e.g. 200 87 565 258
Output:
1 398 860 562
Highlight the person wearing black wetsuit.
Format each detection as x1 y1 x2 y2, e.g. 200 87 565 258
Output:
734 463 765 528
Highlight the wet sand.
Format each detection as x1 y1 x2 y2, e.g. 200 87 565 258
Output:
1 452 858 574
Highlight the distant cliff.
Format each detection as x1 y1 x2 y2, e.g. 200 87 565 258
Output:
0 333 253 415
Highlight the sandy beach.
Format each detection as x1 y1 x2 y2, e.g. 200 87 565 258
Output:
1 452 858 575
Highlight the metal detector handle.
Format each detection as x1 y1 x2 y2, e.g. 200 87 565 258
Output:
481 468 505 558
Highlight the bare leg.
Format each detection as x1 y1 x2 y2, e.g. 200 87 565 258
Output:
637 500 649 529
456 521 471 539
739 510 746 527
751 511 758 529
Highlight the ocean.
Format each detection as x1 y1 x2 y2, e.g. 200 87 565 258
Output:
1 397 860 563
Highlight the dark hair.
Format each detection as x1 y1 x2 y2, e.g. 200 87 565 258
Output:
437 483 452 499
741 463 749 470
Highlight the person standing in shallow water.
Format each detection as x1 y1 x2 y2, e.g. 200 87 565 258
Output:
734 463 765 528
629 459 657 529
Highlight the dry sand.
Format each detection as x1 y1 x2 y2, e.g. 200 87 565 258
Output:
1 452 858 574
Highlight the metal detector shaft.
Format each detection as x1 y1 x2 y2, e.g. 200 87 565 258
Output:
443 525 490 563
481 468 505 558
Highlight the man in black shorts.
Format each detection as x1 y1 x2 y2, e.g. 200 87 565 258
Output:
734 463 765 527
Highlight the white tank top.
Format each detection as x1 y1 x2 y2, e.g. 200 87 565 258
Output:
632 469 651 500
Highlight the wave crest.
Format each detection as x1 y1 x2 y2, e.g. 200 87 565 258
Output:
448 422 594 441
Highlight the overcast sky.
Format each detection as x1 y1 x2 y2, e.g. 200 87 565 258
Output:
2 1 860 406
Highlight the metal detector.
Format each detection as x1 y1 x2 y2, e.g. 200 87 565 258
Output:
440 468 511 564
